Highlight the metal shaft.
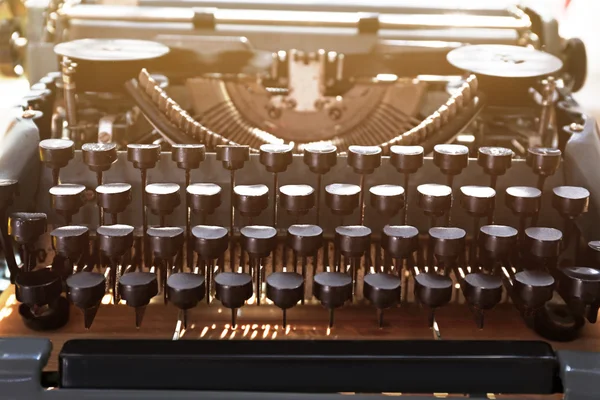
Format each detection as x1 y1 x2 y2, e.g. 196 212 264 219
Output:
141 168 148 270
358 174 366 225
229 170 235 272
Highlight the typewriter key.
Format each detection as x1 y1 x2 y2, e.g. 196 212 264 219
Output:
66 271 106 329
325 183 360 217
266 272 304 327
336 225 371 295
98 224 135 304
241 226 277 305
505 186 542 234
145 183 181 226
513 270 555 311
552 186 590 219
216 144 250 171
148 227 184 304
51 225 89 263
96 183 132 224
193 225 229 303
477 147 513 189
414 272 453 327
433 144 469 188
260 143 294 227
390 145 424 225
526 147 561 188
381 225 419 260
234 184 269 219
303 143 337 225
463 272 502 328
50 184 86 225
10 212 47 272
119 272 159 328
479 225 518 261
188 183 222 220
82 143 118 224
363 273 401 327
313 272 353 328
214 272 253 328
279 184 315 219
429 227 466 261
167 272 206 328
417 184 452 226
369 184 405 219
348 146 382 225
525 227 562 259
39 138 74 185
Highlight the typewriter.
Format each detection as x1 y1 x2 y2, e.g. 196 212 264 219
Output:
0 1 598 399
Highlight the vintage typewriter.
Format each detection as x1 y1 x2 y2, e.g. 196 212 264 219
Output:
0 1 598 399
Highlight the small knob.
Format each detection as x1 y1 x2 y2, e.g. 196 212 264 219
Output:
96 183 132 215
389 145 424 174
216 145 250 171
167 273 206 311
287 224 323 256
192 225 229 261
433 144 469 176
66 271 106 329
259 143 294 173
477 147 513 176
459 186 495 217
127 144 161 170
335 225 371 258
526 147 561 177
505 186 541 216
303 142 337 174
429 227 466 260
9 212 47 245
279 184 315 216
552 186 590 219
119 272 159 328
347 145 382 175
39 138 74 170
171 144 206 170
325 183 360 216
513 270 554 309
417 184 452 217
479 225 518 259
381 225 419 259
49 184 86 220
16 268 62 306
97 224 134 259
241 225 277 258
145 183 181 217
51 225 89 260
369 185 405 217
414 272 453 308
187 183 222 216
525 227 562 259
147 227 184 259
234 184 269 218
463 273 503 310
82 143 118 173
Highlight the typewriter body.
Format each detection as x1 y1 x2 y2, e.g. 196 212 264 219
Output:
1 1 599 399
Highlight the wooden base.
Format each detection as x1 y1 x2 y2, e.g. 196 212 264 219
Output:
0 287 599 373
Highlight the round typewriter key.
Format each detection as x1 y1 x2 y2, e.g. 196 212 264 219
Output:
433 144 469 176
10 212 47 245
82 143 118 172
335 225 371 258
303 142 337 174
167 272 206 328
119 272 159 328
187 183 222 216
552 186 590 219
429 227 466 259
325 183 361 216
505 186 542 216
15 268 62 306
66 271 106 329
96 183 132 223
97 224 134 258
414 272 453 309
241 225 277 259
39 138 74 184
463 273 503 310
369 184 405 217
234 184 269 218
514 270 555 310
192 225 229 261
390 145 424 174
363 273 401 327
559 267 600 304
145 183 181 220
348 145 382 175
526 147 561 177
525 227 562 259
260 143 294 173
216 145 250 171
460 186 496 216
381 225 419 259
417 184 452 218
477 147 513 179
147 227 184 259
50 184 86 223
127 143 161 170
51 225 89 260
313 272 353 328
279 184 315 217
171 144 206 170
215 272 253 328
266 271 304 327
479 225 518 258
287 224 323 256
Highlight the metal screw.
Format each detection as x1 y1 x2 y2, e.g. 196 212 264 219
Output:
98 131 111 143
267 106 282 120
328 107 342 121
569 123 584 133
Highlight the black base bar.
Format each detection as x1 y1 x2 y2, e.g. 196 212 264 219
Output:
59 339 558 394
